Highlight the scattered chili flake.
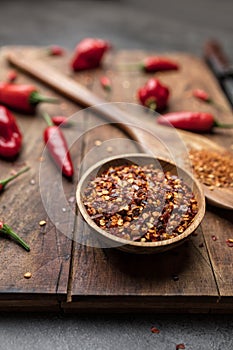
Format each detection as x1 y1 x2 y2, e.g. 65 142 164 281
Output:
82 164 198 242
39 220 46 227
226 239 233 247
48 45 65 56
199 242 204 248
188 149 233 188
7 70 18 83
150 326 160 334
176 344 185 349
211 235 217 241
24 272 32 279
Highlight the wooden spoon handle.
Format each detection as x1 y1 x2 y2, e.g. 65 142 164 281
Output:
7 51 146 150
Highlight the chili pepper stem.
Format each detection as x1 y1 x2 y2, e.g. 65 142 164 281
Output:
42 112 54 127
2 224 30 251
29 91 59 105
1 166 30 188
116 62 141 71
214 121 233 128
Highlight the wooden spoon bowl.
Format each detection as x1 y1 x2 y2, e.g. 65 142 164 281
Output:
76 154 206 254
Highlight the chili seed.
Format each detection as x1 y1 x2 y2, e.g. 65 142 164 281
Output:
176 344 185 349
94 140 102 146
39 220 47 227
24 272 32 279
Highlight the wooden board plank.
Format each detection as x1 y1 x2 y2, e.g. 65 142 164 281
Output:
67 51 233 311
0 47 232 312
0 47 89 306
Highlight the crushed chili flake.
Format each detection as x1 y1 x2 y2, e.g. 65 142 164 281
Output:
82 164 198 242
226 239 233 247
211 235 217 241
176 344 185 349
188 149 233 188
199 242 204 248
150 326 160 334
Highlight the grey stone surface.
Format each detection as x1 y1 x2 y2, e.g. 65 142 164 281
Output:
0 312 233 350
0 1 233 349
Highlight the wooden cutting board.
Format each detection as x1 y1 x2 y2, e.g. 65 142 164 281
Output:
0 46 232 312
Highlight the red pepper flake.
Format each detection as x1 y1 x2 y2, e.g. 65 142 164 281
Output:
150 326 160 334
48 45 65 56
226 239 233 247
199 242 204 248
176 344 185 349
211 235 217 241
7 70 18 83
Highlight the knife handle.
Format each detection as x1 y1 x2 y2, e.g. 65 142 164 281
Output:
204 40 232 78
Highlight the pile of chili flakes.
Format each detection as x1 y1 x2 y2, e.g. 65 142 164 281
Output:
189 149 233 189
82 164 198 242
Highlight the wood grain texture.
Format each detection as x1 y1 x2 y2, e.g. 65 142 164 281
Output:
0 47 232 311
68 51 233 311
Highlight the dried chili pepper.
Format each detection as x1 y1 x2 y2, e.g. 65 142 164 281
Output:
47 45 65 56
193 89 226 111
0 82 58 114
193 89 210 102
137 78 169 111
100 76 112 92
140 56 179 72
0 166 30 193
0 105 22 158
42 113 74 179
51 116 74 127
157 111 233 132
71 38 110 71
0 220 30 251
6 70 18 83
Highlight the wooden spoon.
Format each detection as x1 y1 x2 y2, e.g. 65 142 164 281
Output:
6 47 233 210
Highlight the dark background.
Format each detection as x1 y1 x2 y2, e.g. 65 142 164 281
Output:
0 1 233 349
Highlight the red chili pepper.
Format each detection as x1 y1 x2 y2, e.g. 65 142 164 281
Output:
157 111 233 132
0 105 22 158
100 76 112 92
193 89 210 102
0 82 58 114
51 116 74 127
137 78 169 111
193 88 227 112
42 113 74 179
141 56 179 73
71 38 110 71
6 70 18 83
0 166 30 193
0 220 30 251
48 45 65 56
